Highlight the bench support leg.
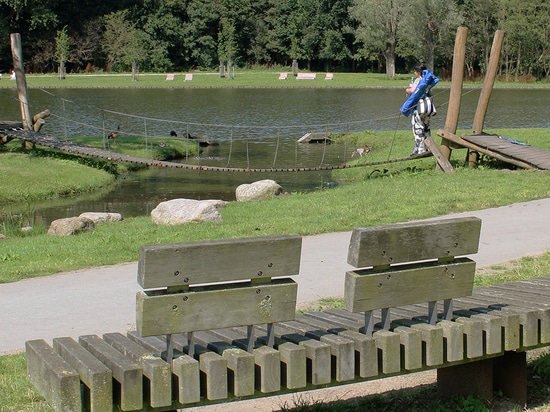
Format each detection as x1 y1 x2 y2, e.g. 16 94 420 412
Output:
437 351 527 407
493 351 527 406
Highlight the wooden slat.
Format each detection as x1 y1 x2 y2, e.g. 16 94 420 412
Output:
210 327 307 391
168 335 228 401
190 331 255 397
137 280 297 336
25 340 81 412
78 335 143 411
345 259 475 313
281 319 355 382
102 333 172 408
347 217 481 268
138 235 302 289
53 337 113 412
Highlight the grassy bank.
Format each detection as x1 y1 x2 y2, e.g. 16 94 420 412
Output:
1 71 549 90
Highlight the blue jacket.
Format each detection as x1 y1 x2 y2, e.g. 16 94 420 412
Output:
400 69 440 117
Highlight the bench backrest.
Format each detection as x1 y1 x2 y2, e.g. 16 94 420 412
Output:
345 217 481 335
136 235 302 354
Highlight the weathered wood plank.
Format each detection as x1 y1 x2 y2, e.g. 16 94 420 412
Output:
138 235 302 289
172 354 201 404
394 326 423 370
280 319 355 382
137 280 297 336
253 346 282 393
271 324 332 385
411 324 444 367
278 342 308 389
347 217 481 268
191 331 255 397
25 340 81 412
210 326 306 391
345 259 475 313
199 352 228 401
78 335 143 411
454 317 483 359
127 332 198 406
102 333 172 408
53 337 112 412
373 330 400 374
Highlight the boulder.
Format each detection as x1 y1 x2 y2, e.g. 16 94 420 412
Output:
47 217 95 236
79 212 123 224
235 179 283 202
151 199 226 225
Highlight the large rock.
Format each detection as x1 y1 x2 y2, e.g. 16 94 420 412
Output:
79 212 123 224
235 179 283 202
151 199 226 225
47 217 95 236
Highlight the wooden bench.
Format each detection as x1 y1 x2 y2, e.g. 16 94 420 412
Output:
26 217 550 410
296 73 316 80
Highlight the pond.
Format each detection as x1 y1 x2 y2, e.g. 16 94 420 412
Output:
1 86 548 224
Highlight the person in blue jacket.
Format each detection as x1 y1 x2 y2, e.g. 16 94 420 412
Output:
402 63 438 156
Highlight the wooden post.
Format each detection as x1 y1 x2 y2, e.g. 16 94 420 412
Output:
470 30 505 166
10 33 33 131
472 30 505 134
440 26 468 164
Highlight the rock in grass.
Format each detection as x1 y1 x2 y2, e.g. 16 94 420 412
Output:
236 179 283 202
79 212 123 224
151 199 226 225
47 217 95 236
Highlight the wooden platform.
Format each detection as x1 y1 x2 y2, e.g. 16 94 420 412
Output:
438 129 550 170
462 134 550 170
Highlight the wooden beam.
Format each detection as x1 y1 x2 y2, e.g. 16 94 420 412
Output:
10 33 33 131
425 136 454 173
439 26 468 168
445 26 468 135
472 30 505 135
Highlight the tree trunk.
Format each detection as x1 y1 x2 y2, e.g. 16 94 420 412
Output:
385 46 396 79
59 62 66 80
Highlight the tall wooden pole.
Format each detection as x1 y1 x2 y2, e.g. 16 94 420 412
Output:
438 26 468 169
469 30 505 166
444 27 468 136
472 30 505 134
10 33 33 131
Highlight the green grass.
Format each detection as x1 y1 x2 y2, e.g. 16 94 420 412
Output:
1 128 549 284
0 152 114 205
1 71 549 90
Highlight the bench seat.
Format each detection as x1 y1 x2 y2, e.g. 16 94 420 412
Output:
26 219 550 410
26 280 550 410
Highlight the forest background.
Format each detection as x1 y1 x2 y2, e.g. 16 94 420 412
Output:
0 0 549 81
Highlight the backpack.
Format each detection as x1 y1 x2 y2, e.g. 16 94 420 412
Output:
417 96 436 116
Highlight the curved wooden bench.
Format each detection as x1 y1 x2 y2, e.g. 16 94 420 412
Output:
26 217 550 411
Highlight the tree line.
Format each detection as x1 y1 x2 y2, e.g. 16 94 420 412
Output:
1 0 548 80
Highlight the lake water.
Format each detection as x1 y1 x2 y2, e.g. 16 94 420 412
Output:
0 86 548 224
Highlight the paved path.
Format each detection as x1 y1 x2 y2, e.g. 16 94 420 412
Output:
2 198 550 355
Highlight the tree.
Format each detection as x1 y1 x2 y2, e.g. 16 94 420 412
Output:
102 10 145 72
350 0 404 78
398 0 463 71
456 0 500 77
498 0 550 80
55 26 70 79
